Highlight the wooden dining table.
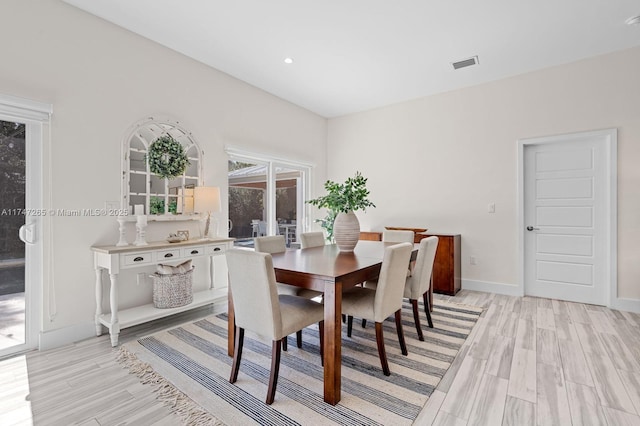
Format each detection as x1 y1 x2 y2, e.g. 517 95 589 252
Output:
226 240 419 406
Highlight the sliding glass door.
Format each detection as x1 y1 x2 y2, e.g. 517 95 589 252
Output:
227 150 311 248
0 95 49 358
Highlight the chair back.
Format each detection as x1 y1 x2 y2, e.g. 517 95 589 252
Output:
226 249 282 339
300 232 325 249
255 235 286 254
373 242 413 321
382 230 414 243
406 236 439 299
257 221 267 236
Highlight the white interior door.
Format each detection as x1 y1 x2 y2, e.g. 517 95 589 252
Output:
521 129 616 305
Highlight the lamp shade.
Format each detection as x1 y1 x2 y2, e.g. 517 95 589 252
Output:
194 186 221 213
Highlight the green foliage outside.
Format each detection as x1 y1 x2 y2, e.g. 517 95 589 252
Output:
0 121 26 259
307 171 375 242
150 197 177 215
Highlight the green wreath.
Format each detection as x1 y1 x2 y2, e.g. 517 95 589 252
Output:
147 135 190 179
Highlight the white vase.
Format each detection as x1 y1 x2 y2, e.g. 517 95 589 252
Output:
333 211 360 252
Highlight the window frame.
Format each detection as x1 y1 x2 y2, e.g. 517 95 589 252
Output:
226 146 313 239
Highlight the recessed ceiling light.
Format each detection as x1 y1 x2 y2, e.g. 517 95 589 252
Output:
284 57 294 64
626 15 640 25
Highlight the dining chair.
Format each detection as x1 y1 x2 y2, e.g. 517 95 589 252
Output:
299 231 325 248
404 236 438 340
359 229 414 328
226 249 325 405
342 242 413 376
254 235 322 349
257 220 267 236
251 220 260 237
382 229 415 244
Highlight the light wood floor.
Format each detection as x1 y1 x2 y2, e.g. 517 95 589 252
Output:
1 290 639 425
417 291 640 426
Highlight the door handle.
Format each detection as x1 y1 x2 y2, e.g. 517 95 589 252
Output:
526 226 540 231
19 224 36 245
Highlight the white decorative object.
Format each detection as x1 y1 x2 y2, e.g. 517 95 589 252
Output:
194 186 221 239
134 204 144 216
116 215 129 246
334 211 360 252
134 215 148 246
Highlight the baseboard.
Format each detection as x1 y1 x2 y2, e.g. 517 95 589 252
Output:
38 321 96 351
462 279 640 314
610 297 640 314
461 279 523 297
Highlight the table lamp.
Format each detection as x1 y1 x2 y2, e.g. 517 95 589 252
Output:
194 186 221 239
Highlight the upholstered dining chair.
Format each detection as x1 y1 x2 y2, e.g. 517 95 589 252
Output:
382 229 415 244
226 249 325 405
404 236 438 340
359 229 415 328
343 242 413 376
254 235 322 349
299 231 325 248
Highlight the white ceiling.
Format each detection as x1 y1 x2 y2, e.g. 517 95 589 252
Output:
63 0 640 118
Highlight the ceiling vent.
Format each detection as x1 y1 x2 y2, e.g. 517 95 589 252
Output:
452 56 479 70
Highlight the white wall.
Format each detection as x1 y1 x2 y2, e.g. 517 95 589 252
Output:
0 0 327 345
327 46 640 305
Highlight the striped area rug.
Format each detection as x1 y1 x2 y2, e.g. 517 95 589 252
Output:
117 300 482 425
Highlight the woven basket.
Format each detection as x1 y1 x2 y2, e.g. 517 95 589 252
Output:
151 267 194 309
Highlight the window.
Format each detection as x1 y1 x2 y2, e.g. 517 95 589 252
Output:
226 148 312 248
123 118 202 215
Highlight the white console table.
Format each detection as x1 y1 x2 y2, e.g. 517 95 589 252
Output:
91 237 234 346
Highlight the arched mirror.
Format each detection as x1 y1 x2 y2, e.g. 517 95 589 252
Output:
122 117 202 216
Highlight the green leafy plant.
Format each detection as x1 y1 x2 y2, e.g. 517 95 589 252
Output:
149 197 177 215
307 171 375 241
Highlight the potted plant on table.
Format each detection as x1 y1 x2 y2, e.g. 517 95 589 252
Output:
307 171 375 252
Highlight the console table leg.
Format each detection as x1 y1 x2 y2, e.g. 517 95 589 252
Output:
95 267 103 336
109 273 120 346
209 255 215 290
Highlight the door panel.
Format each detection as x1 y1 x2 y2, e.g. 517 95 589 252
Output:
537 206 592 227
523 130 615 305
0 120 27 356
537 234 592 256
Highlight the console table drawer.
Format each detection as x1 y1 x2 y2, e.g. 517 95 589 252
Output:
156 249 181 261
181 246 206 257
121 252 153 266
206 244 227 255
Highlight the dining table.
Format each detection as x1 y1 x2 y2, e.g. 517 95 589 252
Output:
226 240 419 405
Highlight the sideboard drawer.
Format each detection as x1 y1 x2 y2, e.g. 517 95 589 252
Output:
181 246 206 257
156 249 181 261
121 252 153 266
205 244 227 255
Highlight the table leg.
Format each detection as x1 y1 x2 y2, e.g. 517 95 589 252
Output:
227 289 235 357
323 279 342 405
209 255 214 290
109 273 120 347
94 267 103 336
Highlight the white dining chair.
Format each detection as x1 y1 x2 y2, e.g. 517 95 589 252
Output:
342 242 413 376
404 236 438 340
254 235 322 349
227 249 324 404
382 229 414 243
300 231 325 248
359 229 415 328
257 220 267 236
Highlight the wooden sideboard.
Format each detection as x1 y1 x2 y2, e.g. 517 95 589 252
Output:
359 230 461 295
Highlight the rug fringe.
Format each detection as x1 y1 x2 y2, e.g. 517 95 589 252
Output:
116 346 225 426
